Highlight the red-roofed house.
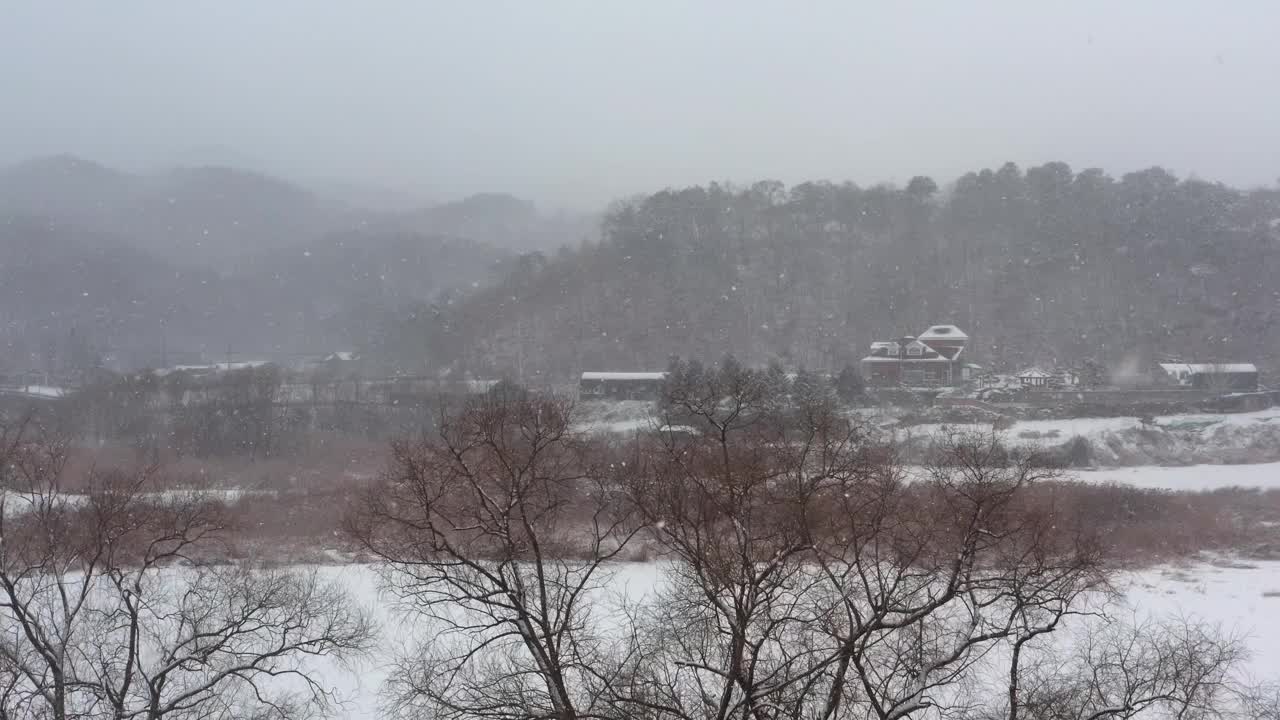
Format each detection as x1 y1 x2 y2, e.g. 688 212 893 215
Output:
860 324 976 387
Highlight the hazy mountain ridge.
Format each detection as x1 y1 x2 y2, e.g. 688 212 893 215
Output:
0 156 542 373
1 156 593 260
0 156 358 267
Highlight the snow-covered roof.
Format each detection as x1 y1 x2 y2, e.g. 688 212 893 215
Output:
1159 363 1258 375
860 355 952 363
11 385 67 398
918 325 968 342
1016 368 1054 379
869 341 900 353
327 351 358 362
158 360 272 376
581 372 668 381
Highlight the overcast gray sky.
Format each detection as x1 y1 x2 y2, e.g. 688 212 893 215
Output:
3 1 1277 208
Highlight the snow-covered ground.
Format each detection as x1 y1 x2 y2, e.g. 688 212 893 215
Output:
573 399 661 434
0 487 267 517
898 406 1280 466
1122 559 1280 675
577 400 1280 466
898 405 1280 444
0 384 68 398
1074 462 1280 491
573 400 1280 487
300 559 1280 719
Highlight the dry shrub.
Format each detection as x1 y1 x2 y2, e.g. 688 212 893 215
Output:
1022 481 1280 566
221 487 359 562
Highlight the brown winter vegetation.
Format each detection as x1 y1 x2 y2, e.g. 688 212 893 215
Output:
35 397 1280 569
8 358 1280 718
341 361 1280 720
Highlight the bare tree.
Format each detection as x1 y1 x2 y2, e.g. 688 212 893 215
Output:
609 360 869 720
607 363 1240 720
800 434 1110 720
0 418 374 720
346 384 642 720
990 615 1246 720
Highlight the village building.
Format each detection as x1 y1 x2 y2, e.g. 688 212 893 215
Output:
579 371 668 400
1016 368 1054 387
1158 363 1259 391
1015 367 1078 388
860 324 976 387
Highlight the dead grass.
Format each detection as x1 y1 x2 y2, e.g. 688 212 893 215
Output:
204 480 1280 565
61 434 389 493
1026 481 1280 567
53 440 1280 567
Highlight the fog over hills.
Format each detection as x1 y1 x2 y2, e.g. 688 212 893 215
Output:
0 155 597 374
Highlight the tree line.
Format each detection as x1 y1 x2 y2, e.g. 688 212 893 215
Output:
399 163 1280 380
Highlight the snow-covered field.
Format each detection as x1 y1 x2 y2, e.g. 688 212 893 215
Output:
301 559 1280 719
1123 559 1280 675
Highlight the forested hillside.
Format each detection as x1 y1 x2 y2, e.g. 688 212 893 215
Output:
420 162 1280 379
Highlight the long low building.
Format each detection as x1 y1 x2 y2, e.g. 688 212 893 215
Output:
579 372 667 400
1158 363 1259 391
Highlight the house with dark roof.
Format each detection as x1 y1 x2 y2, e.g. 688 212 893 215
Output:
860 324 976 387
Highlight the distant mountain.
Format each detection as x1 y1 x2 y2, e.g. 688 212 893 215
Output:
399 193 598 253
309 179 432 212
0 156 594 261
166 145 263 170
0 156 361 266
0 154 590 373
128 165 347 267
0 214 506 373
0 155 138 228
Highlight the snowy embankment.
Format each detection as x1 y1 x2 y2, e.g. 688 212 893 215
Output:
898 406 1280 466
1075 463 1280 491
576 401 1280 467
297 560 1280 719
1 488 265 518
574 400 1280 486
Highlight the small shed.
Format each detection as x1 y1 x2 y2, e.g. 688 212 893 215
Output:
579 372 668 401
